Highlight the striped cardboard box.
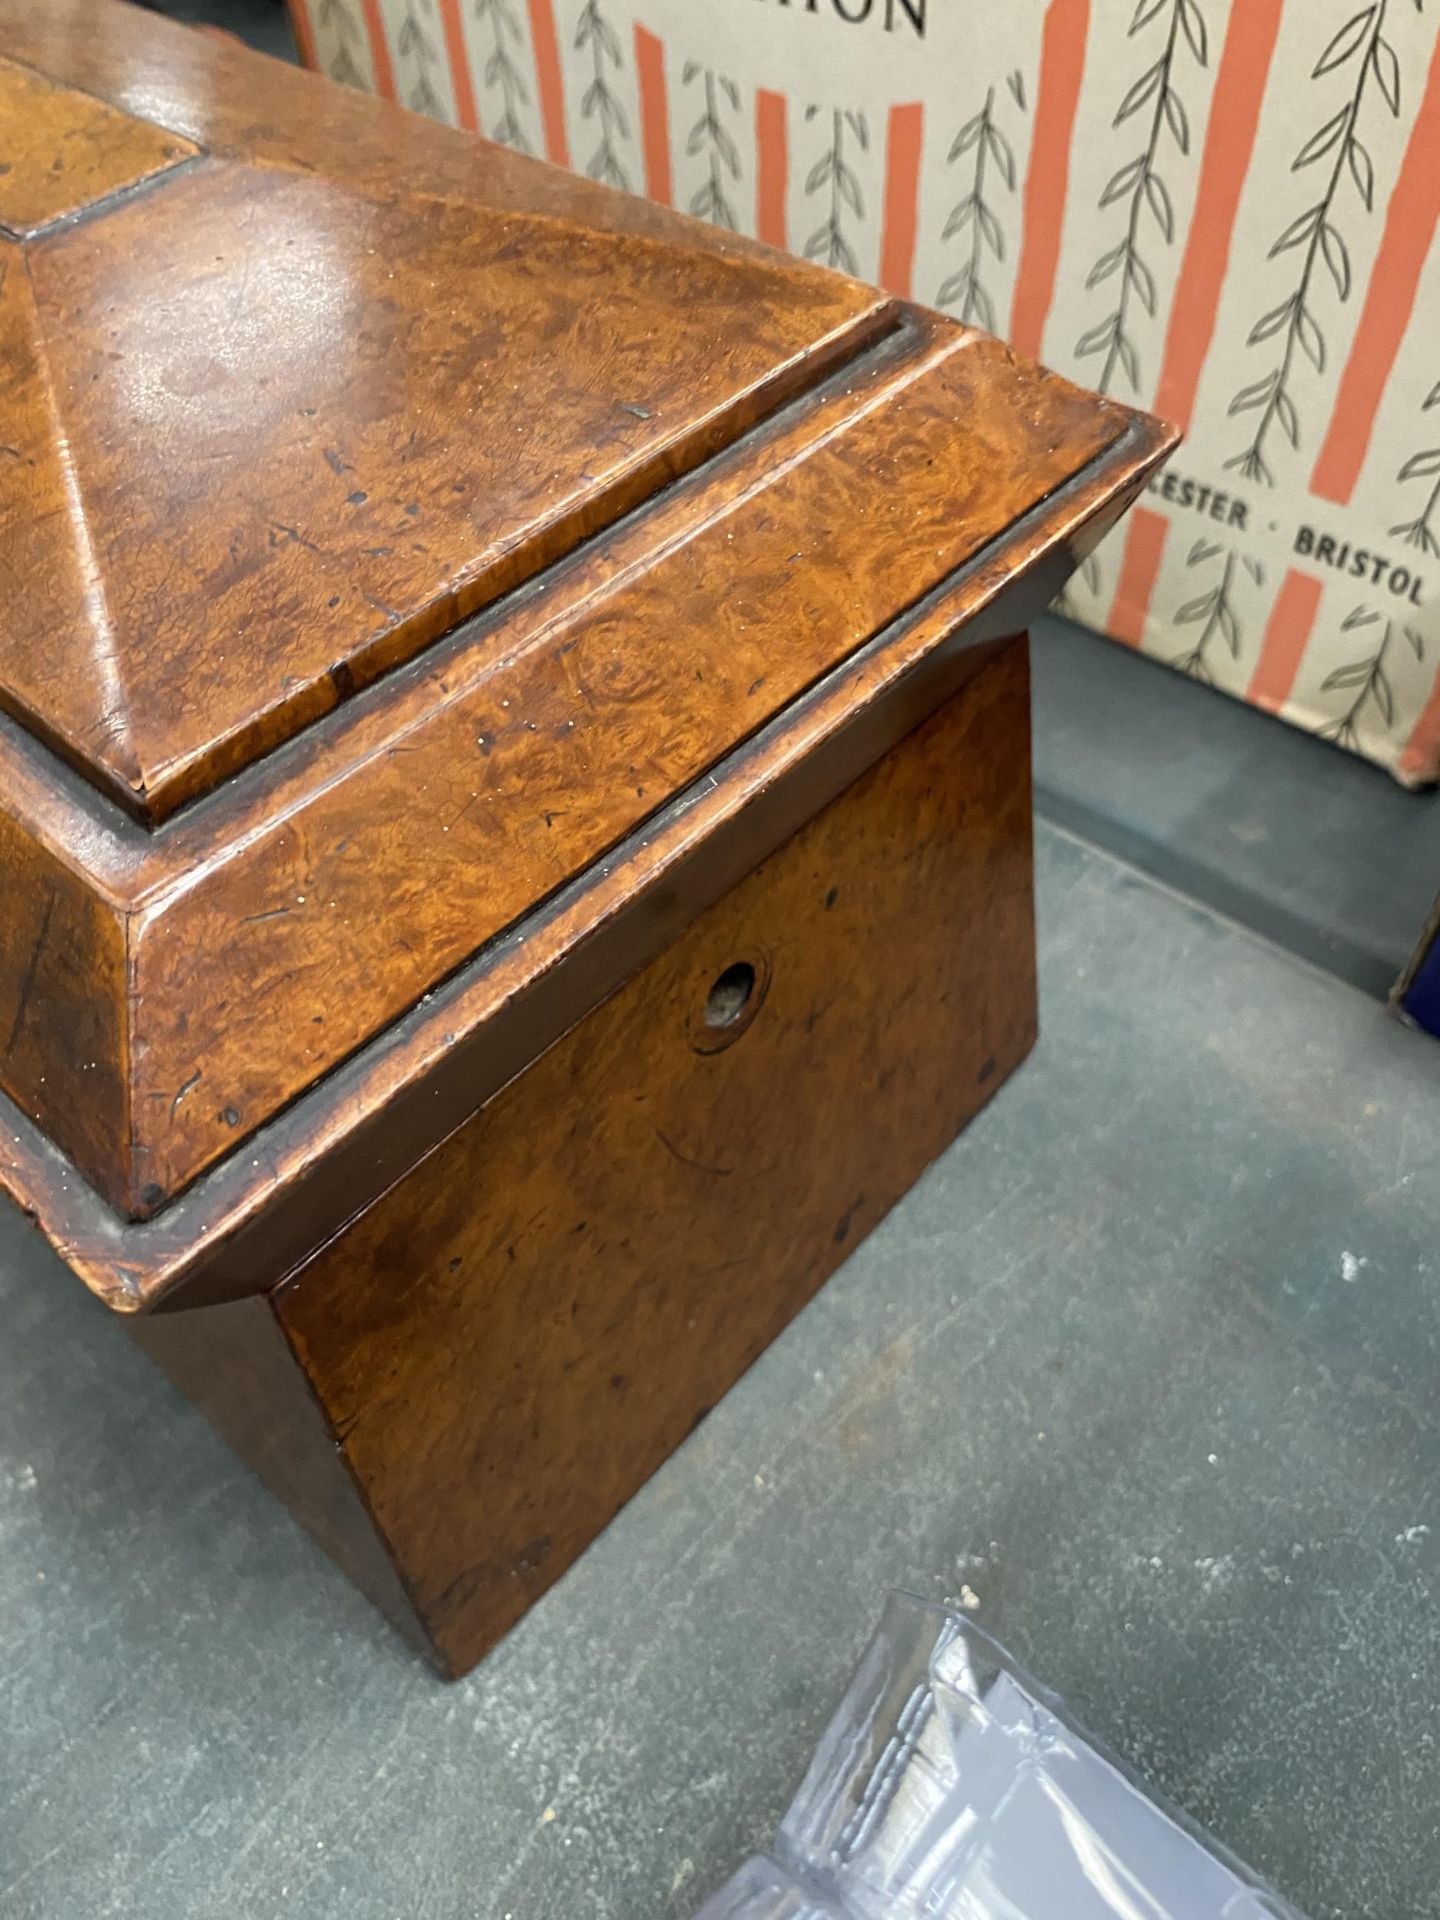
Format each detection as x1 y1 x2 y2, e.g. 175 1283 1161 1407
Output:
291 0 1440 785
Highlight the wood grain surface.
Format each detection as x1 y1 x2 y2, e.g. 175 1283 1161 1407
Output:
0 0 889 823
0 410 1166 1306
122 322 1125 1211
0 0 1177 1286
0 54 195 237
250 643 1035 1674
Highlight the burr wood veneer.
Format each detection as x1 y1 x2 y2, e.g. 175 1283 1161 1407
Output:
0 0 1175 1673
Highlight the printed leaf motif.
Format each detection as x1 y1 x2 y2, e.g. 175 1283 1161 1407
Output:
1374 668 1395 726
684 66 745 231
1391 383 1440 553
803 106 867 276
397 14 435 60
1229 0 1389 483
935 81 1026 331
1073 0 1207 396
943 193 977 240
1268 205 1322 256
1320 223 1352 298
1248 298 1296 346
1101 155 1147 207
1175 591 1218 624
985 121 1017 190
1162 88 1190 153
1087 240 1127 287
1292 107 1349 169
1144 171 1174 241
1318 608 1406 749
575 0 631 189
949 112 985 159
474 0 531 153
393 0 448 119
1168 545 1250 681
1313 7 1376 76
1296 306 1326 371
1115 60 1165 125
1229 372 1281 414
1178 0 1208 63
1076 315 1120 356
1129 249 1158 314
976 200 1004 254
1322 661 1376 689
1371 35 1401 113
1348 137 1376 208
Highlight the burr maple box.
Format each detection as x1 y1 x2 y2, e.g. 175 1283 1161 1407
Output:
0 0 1172 1674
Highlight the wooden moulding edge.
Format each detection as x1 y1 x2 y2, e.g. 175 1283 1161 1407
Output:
0 412 1177 1314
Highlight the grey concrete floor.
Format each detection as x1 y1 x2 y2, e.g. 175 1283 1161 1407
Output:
2 824 1436 1920
1032 614 1438 1000
9 11 1440 1908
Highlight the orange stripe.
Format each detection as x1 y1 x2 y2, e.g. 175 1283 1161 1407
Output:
527 0 569 168
1246 570 1323 713
437 0 478 130
1105 507 1168 648
1152 0 1285 431
635 27 672 205
286 0 320 70
1399 673 1440 785
878 102 924 298
756 88 789 250
359 0 396 100
1010 0 1088 360
1311 33 1440 505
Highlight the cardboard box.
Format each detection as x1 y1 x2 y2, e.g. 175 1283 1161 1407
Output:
291 0 1440 784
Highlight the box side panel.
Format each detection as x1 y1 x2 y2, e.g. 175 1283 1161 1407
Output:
274 639 1035 1676
0 808 128 1205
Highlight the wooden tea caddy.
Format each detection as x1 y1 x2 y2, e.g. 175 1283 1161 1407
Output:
0 1 1175 1675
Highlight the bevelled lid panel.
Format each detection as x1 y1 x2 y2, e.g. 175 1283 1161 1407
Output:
0 12 888 823
0 0 1177 1309
0 55 196 236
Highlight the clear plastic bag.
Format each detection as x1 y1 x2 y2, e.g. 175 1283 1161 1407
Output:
695 1593 1307 1920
